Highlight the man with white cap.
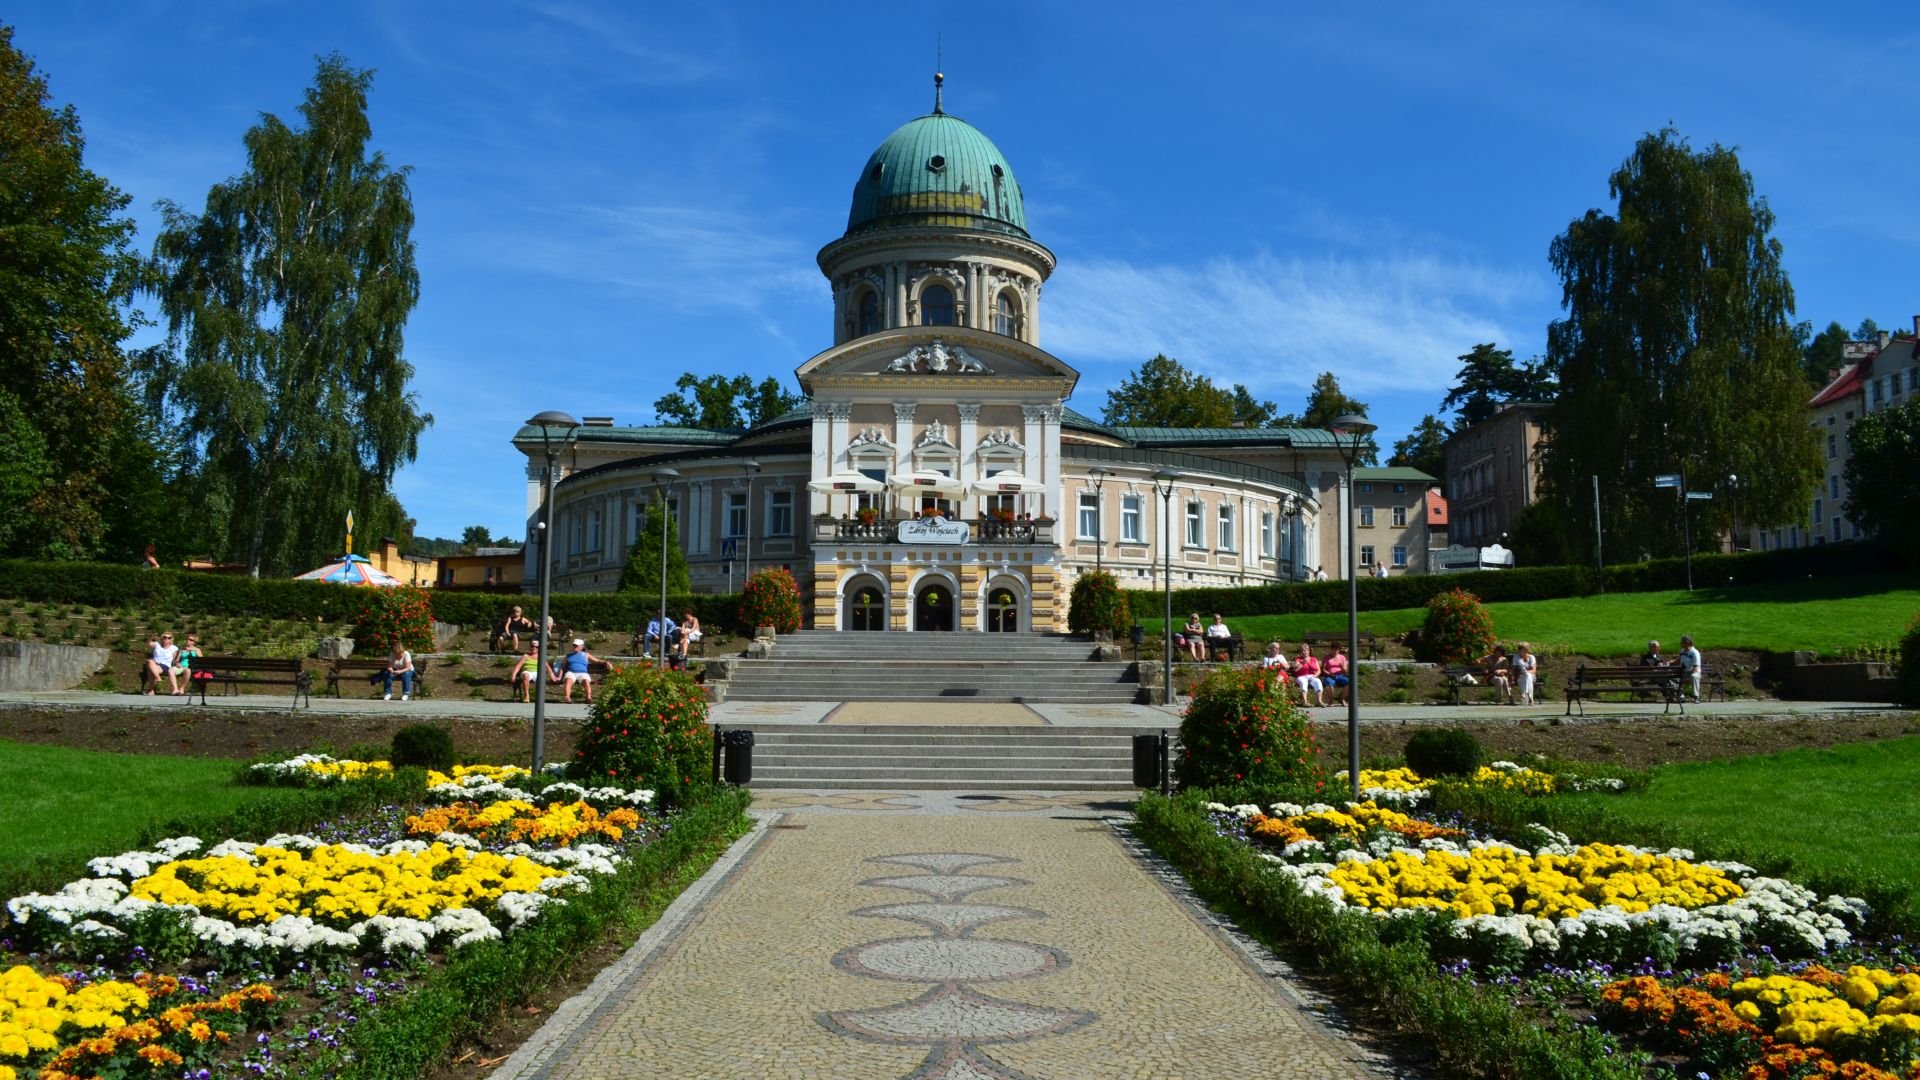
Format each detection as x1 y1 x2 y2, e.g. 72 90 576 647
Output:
558 638 599 703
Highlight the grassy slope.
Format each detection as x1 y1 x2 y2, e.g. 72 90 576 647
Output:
1559 736 1920 897
1142 574 1920 656
0 740 320 870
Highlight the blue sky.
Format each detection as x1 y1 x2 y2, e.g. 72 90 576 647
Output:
11 2 1916 541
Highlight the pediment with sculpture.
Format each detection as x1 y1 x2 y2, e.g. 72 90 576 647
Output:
794 325 1079 392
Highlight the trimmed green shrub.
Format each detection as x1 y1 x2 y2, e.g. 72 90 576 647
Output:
1897 613 1920 709
1418 588 1494 664
352 584 436 654
391 724 456 772
1066 568 1131 638
570 666 714 806
1175 665 1323 792
1404 728 1481 778
737 567 803 634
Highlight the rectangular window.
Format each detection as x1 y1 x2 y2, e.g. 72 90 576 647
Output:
767 489 793 536
1358 482 1373 493
1393 483 1407 494
1392 545 1408 567
1217 504 1236 551
725 491 747 538
1121 495 1142 542
1870 379 1882 406
567 512 582 556
586 508 602 553
1359 506 1375 527
1360 544 1376 567
1078 492 1099 539
1831 517 1842 541
1185 500 1204 548
1827 433 1836 459
1829 475 1840 501
1811 497 1822 525
1392 506 1407 527
1260 512 1274 557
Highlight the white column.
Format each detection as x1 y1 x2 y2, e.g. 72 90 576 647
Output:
956 402 981 516
1021 405 1046 519
828 402 851 471
893 403 915 512
809 402 832 517
893 264 909 328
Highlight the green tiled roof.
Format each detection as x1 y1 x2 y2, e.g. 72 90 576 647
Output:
1110 426 1344 449
513 424 740 446
1355 466 1438 483
845 113 1028 238
1060 407 1123 440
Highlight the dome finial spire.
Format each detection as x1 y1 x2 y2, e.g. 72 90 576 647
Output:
933 36 944 114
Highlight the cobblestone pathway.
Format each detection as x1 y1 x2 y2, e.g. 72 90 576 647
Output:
494 804 1385 1080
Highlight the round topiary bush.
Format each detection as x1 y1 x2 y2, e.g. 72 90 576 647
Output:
351 584 435 655
1175 665 1323 792
737 568 803 635
391 723 455 772
1418 588 1494 664
1067 569 1131 639
1897 613 1920 709
570 665 713 806
1404 728 1481 778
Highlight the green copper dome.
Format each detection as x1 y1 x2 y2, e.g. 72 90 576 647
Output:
845 112 1029 239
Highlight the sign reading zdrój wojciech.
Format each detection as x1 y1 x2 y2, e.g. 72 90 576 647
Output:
895 516 970 545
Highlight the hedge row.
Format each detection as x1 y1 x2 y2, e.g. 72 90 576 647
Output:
1158 540 1910 620
0 559 743 634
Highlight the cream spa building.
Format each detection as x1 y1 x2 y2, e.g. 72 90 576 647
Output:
514 87 1384 632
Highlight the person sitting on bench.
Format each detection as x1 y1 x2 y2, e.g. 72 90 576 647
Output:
494 606 537 652
675 610 702 659
558 639 598 703
511 643 547 703
641 615 676 658
381 644 415 701
1322 643 1350 704
1204 613 1233 660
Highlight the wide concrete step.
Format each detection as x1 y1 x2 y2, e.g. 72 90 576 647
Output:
754 731 1142 746
751 777 1137 791
724 692 1141 703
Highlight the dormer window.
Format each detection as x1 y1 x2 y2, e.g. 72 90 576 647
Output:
927 155 946 172
921 284 954 326
857 290 881 336
993 291 1017 336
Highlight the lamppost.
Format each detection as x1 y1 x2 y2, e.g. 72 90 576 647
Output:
1087 467 1111 572
525 410 580 774
1283 497 1300 579
740 459 760 582
651 468 680 671
1152 470 1181 707
1328 413 1376 802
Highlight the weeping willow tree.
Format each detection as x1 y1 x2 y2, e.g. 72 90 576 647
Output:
1539 129 1820 562
143 55 428 576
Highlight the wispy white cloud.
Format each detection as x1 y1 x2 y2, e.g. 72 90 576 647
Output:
1044 249 1553 402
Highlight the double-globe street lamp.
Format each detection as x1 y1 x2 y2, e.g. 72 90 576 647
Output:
1328 413 1376 802
526 410 580 774
650 468 681 671
740 459 760 583
1151 470 1182 706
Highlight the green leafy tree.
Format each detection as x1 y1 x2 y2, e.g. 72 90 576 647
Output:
570 665 713 806
1299 372 1378 464
1843 398 1920 549
1228 384 1279 427
1800 321 1852 388
0 25 148 559
619 503 690 594
1539 129 1820 563
460 525 493 551
143 55 429 577
1418 589 1494 665
1175 666 1322 792
1102 355 1239 427
1441 343 1552 427
653 372 802 429
1389 414 1450 478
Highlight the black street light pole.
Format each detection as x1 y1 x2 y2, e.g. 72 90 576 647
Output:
1152 470 1181 707
526 410 580 774
741 459 760 582
1088 467 1111 572
1328 413 1376 802
651 468 680 671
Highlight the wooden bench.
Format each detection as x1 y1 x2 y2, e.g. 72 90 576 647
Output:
1564 664 1682 715
326 657 432 699
188 656 311 708
629 627 707 659
1304 630 1380 659
1443 665 1549 705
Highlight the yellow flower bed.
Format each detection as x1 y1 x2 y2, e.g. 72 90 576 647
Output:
0 965 149 1061
1326 842 1745 919
1248 801 1464 847
307 758 392 781
406 800 642 846
1352 764 1556 795
426 764 531 787
1731 966 1920 1047
0 967 275 1080
1352 767 1427 792
128 842 564 924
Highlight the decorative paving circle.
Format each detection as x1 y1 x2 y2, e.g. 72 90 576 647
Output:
820 852 1095 1080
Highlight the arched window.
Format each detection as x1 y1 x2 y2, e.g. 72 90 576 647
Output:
920 284 954 326
856 289 881 336
993 291 1017 336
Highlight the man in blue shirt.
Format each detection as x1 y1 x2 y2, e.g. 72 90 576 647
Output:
642 615 677 658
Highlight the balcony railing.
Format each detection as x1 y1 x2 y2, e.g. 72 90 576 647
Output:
813 516 1055 545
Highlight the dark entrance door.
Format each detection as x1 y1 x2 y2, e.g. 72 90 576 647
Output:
846 586 886 632
985 588 1019 632
914 584 953 631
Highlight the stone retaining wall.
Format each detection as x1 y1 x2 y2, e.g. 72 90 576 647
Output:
0 641 111 691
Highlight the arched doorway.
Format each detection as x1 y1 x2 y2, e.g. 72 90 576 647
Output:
985 588 1019 633
913 583 954 631
844 580 887 632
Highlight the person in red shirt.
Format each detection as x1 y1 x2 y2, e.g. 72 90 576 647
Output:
1292 645 1325 707
1322 644 1350 705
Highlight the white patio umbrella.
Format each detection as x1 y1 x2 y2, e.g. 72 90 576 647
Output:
969 472 1045 495
808 471 888 517
887 471 967 498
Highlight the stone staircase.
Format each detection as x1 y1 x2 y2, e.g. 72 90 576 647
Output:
745 724 1150 790
721 630 1139 704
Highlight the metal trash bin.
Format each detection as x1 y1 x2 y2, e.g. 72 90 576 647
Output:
1132 733 1164 790
722 728 754 785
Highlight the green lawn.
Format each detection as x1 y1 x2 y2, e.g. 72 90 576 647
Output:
1141 573 1920 656
0 740 324 873
1555 736 1920 923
